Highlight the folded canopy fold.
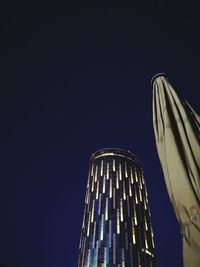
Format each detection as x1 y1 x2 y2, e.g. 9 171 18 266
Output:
152 74 200 267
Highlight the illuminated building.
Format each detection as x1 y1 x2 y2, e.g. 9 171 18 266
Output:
78 148 156 267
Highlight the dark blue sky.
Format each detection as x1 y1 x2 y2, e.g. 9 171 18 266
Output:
0 2 200 267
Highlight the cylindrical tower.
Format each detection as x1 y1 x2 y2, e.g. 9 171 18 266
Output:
78 148 156 267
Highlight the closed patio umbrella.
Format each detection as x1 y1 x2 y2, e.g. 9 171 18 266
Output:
152 73 200 267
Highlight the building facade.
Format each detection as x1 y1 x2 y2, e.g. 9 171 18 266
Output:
78 148 156 267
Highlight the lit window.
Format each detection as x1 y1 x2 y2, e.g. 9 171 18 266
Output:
117 209 120 234
125 162 128 178
104 247 107 266
100 160 103 176
91 164 94 176
106 163 109 180
103 175 106 193
145 216 148 230
109 220 112 248
98 193 102 215
91 200 95 222
129 178 132 197
113 234 116 264
92 221 96 249
135 189 138 204
96 181 99 199
140 178 143 189
113 159 115 171
122 249 125 267
116 171 119 189
123 181 126 200
120 199 124 222
95 166 98 182
82 208 86 228
119 164 122 180
135 167 138 182
139 188 142 202
145 236 148 249
131 217 136 244
131 167 134 184
100 214 104 240
105 198 108 220
110 179 112 198
91 175 95 192
144 199 147 210
87 212 91 236
87 173 90 188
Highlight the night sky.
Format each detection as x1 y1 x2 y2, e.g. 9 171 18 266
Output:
0 1 200 267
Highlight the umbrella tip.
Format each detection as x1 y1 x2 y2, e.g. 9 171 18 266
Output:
151 73 168 86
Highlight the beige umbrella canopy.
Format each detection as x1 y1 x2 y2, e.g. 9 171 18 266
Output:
152 73 200 267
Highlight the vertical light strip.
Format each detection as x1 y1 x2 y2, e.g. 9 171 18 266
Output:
131 217 136 244
96 181 99 199
120 199 124 222
127 196 130 217
113 159 115 171
131 167 134 184
95 245 98 267
133 202 137 225
125 162 128 178
92 221 96 249
100 214 104 240
119 164 122 180
91 164 94 176
104 248 106 267
135 167 138 182
113 234 116 264
139 188 142 202
105 198 108 220
91 174 95 192
151 225 155 248
145 232 148 249
87 173 90 188
116 171 119 189
82 208 86 228
140 178 143 189
144 199 147 210
122 249 125 267
107 163 109 180
135 188 138 204
95 166 98 182
103 175 106 193
142 173 145 184
113 188 116 209
98 193 102 215
123 181 126 200
100 160 103 176
109 220 112 248
87 212 91 236
129 178 132 197
87 249 90 267
145 216 148 231
117 209 120 234
109 179 112 198
91 200 95 222
87 193 91 212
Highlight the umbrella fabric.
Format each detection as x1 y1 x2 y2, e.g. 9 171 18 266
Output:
152 74 200 267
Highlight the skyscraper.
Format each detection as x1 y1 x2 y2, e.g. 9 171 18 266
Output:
78 148 156 267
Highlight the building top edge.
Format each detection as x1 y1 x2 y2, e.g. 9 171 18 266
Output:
90 148 143 167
